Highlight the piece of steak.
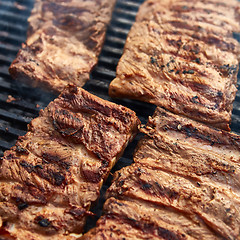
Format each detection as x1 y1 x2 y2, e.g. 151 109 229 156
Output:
109 0 240 130
81 107 240 240
0 85 140 239
9 0 116 93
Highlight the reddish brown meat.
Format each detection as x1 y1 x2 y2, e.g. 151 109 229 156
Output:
81 107 240 240
0 85 140 239
109 0 240 130
9 0 116 93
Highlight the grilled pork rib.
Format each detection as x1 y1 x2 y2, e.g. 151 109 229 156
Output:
0 85 140 239
9 0 116 93
109 0 240 130
81 107 240 240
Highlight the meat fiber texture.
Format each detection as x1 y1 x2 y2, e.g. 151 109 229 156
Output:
82 107 240 240
0 85 140 240
109 0 240 131
9 0 116 94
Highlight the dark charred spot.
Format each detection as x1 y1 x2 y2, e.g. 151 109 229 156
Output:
182 126 194 137
175 70 180 74
162 125 169 131
158 227 185 240
219 64 237 76
52 172 65 186
82 169 101 183
21 159 67 186
194 58 200 64
141 183 152 190
117 214 185 240
183 70 194 74
66 207 88 220
217 91 223 97
191 96 199 104
150 56 157 64
115 201 124 207
118 180 125 187
167 39 182 48
182 5 188 10
35 216 51 227
42 153 70 170
17 202 29 210
169 69 174 73
20 161 34 173
35 164 43 169
16 146 28 154
226 208 231 213
14 198 29 210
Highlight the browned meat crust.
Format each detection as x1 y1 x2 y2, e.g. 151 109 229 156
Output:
81 107 240 240
9 0 116 93
0 85 140 239
109 0 240 130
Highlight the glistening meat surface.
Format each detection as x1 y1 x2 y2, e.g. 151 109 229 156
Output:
109 0 240 130
0 85 140 239
81 107 240 240
9 0 116 93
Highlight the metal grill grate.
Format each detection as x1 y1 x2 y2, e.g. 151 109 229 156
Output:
0 0 240 232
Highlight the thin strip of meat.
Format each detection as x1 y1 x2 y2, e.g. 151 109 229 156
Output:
109 0 240 130
0 85 140 239
81 107 240 240
9 0 116 93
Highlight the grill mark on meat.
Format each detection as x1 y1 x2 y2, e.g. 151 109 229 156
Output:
42 153 71 170
9 0 116 93
155 22 239 53
171 11 237 31
149 29 239 78
135 137 240 194
81 159 109 183
20 160 66 186
0 86 140 238
49 106 128 161
107 164 240 239
58 86 133 125
134 108 240 193
109 0 240 130
166 19 230 38
149 108 240 148
65 206 94 220
170 0 238 15
138 1 240 31
105 214 187 240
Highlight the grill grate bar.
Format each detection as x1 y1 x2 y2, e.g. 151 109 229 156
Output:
0 140 13 152
0 19 28 32
0 125 26 138
0 109 32 124
0 10 28 23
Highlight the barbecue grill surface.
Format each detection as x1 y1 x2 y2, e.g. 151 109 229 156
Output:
0 0 240 232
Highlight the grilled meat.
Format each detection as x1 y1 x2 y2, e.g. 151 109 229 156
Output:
109 0 240 130
9 0 116 93
81 107 240 240
0 85 140 239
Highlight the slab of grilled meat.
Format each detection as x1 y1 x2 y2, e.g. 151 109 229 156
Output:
109 0 240 130
0 85 140 239
81 107 240 240
9 0 116 93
